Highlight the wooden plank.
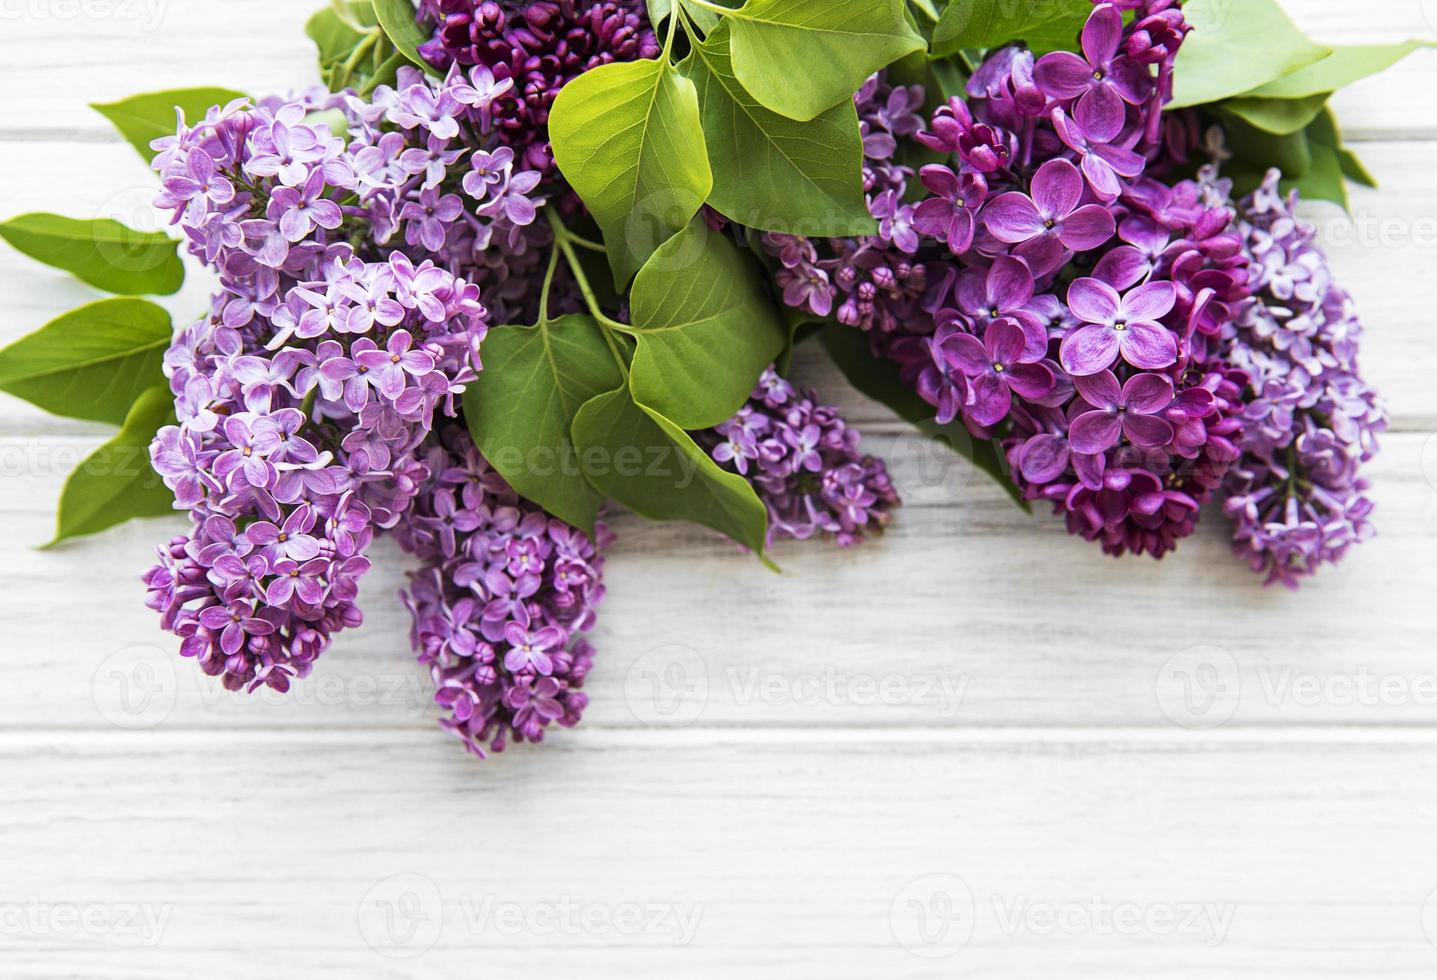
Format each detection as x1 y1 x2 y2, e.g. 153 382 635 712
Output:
0 729 1436 977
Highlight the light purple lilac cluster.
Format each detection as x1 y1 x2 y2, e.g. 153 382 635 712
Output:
142 68 542 692
767 1 1258 560
702 367 900 547
1219 170 1386 587
417 0 659 173
397 424 608 757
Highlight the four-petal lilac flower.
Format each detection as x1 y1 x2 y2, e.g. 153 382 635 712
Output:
1060 278 1178 375
1033 2 1153 140
935 319 1054 427
984 159 1116 275
1069 371 1176 453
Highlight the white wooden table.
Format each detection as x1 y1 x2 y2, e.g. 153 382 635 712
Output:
2 2 1436 976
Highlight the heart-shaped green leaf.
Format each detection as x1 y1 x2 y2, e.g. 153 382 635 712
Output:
1222 93 1331 136
1170 0 1330 109
1249 42 1429 100
626 218 786 430
550 59 713 288
47 385 177 548
91 87 248 160
462 314 624 534
683 24 874 236
724 0 925 121
931 0 1090 58
0 298 172 425
0 213 183 296
371 0 434 71
571 387 769 554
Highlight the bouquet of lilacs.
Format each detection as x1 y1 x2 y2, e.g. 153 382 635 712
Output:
0 0 1409 760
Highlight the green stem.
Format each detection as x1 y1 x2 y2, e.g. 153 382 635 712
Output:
334 30 381 91
562 232 608 253
537 240 562 324
359 51 407 96
546 212 633 376
663 0 681 54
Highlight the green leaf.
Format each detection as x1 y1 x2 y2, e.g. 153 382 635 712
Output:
571 387 769 554
91 87 248 160
1249 42 1429 100
550 59 713 288
371 0 432 71
0 298 172 425
648 0 722 31
626 218 787 430
1217 109 1314 180
683 24 875 236
47 386 176 548
724 0 925 122
1169 0 1330 109
1338 147 1377 189
1290 108 1350 209
0 213 183 296
307 6 368 70
1220 108 1354 211
461 315 624 535
1222 93 1330 135
931 0 1090 58
821 324 1028 510
307 4 390 89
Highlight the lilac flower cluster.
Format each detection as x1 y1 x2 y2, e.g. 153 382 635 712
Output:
417 0 659 173
397 425 608 756
142 68 545 691
702 367 900 547
1220 170 1387 587
765 1 1269 560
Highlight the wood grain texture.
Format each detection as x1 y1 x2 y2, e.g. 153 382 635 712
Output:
1 2 1436 977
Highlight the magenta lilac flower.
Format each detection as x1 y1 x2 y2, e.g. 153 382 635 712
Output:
417 0 659 173
759 1 1273 561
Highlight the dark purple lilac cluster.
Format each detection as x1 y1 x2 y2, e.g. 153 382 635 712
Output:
702 367 900 547
1220 170 1387 587
761 1 1385 580
766 1 1261 560
417 0 659 173
397 425 607 757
